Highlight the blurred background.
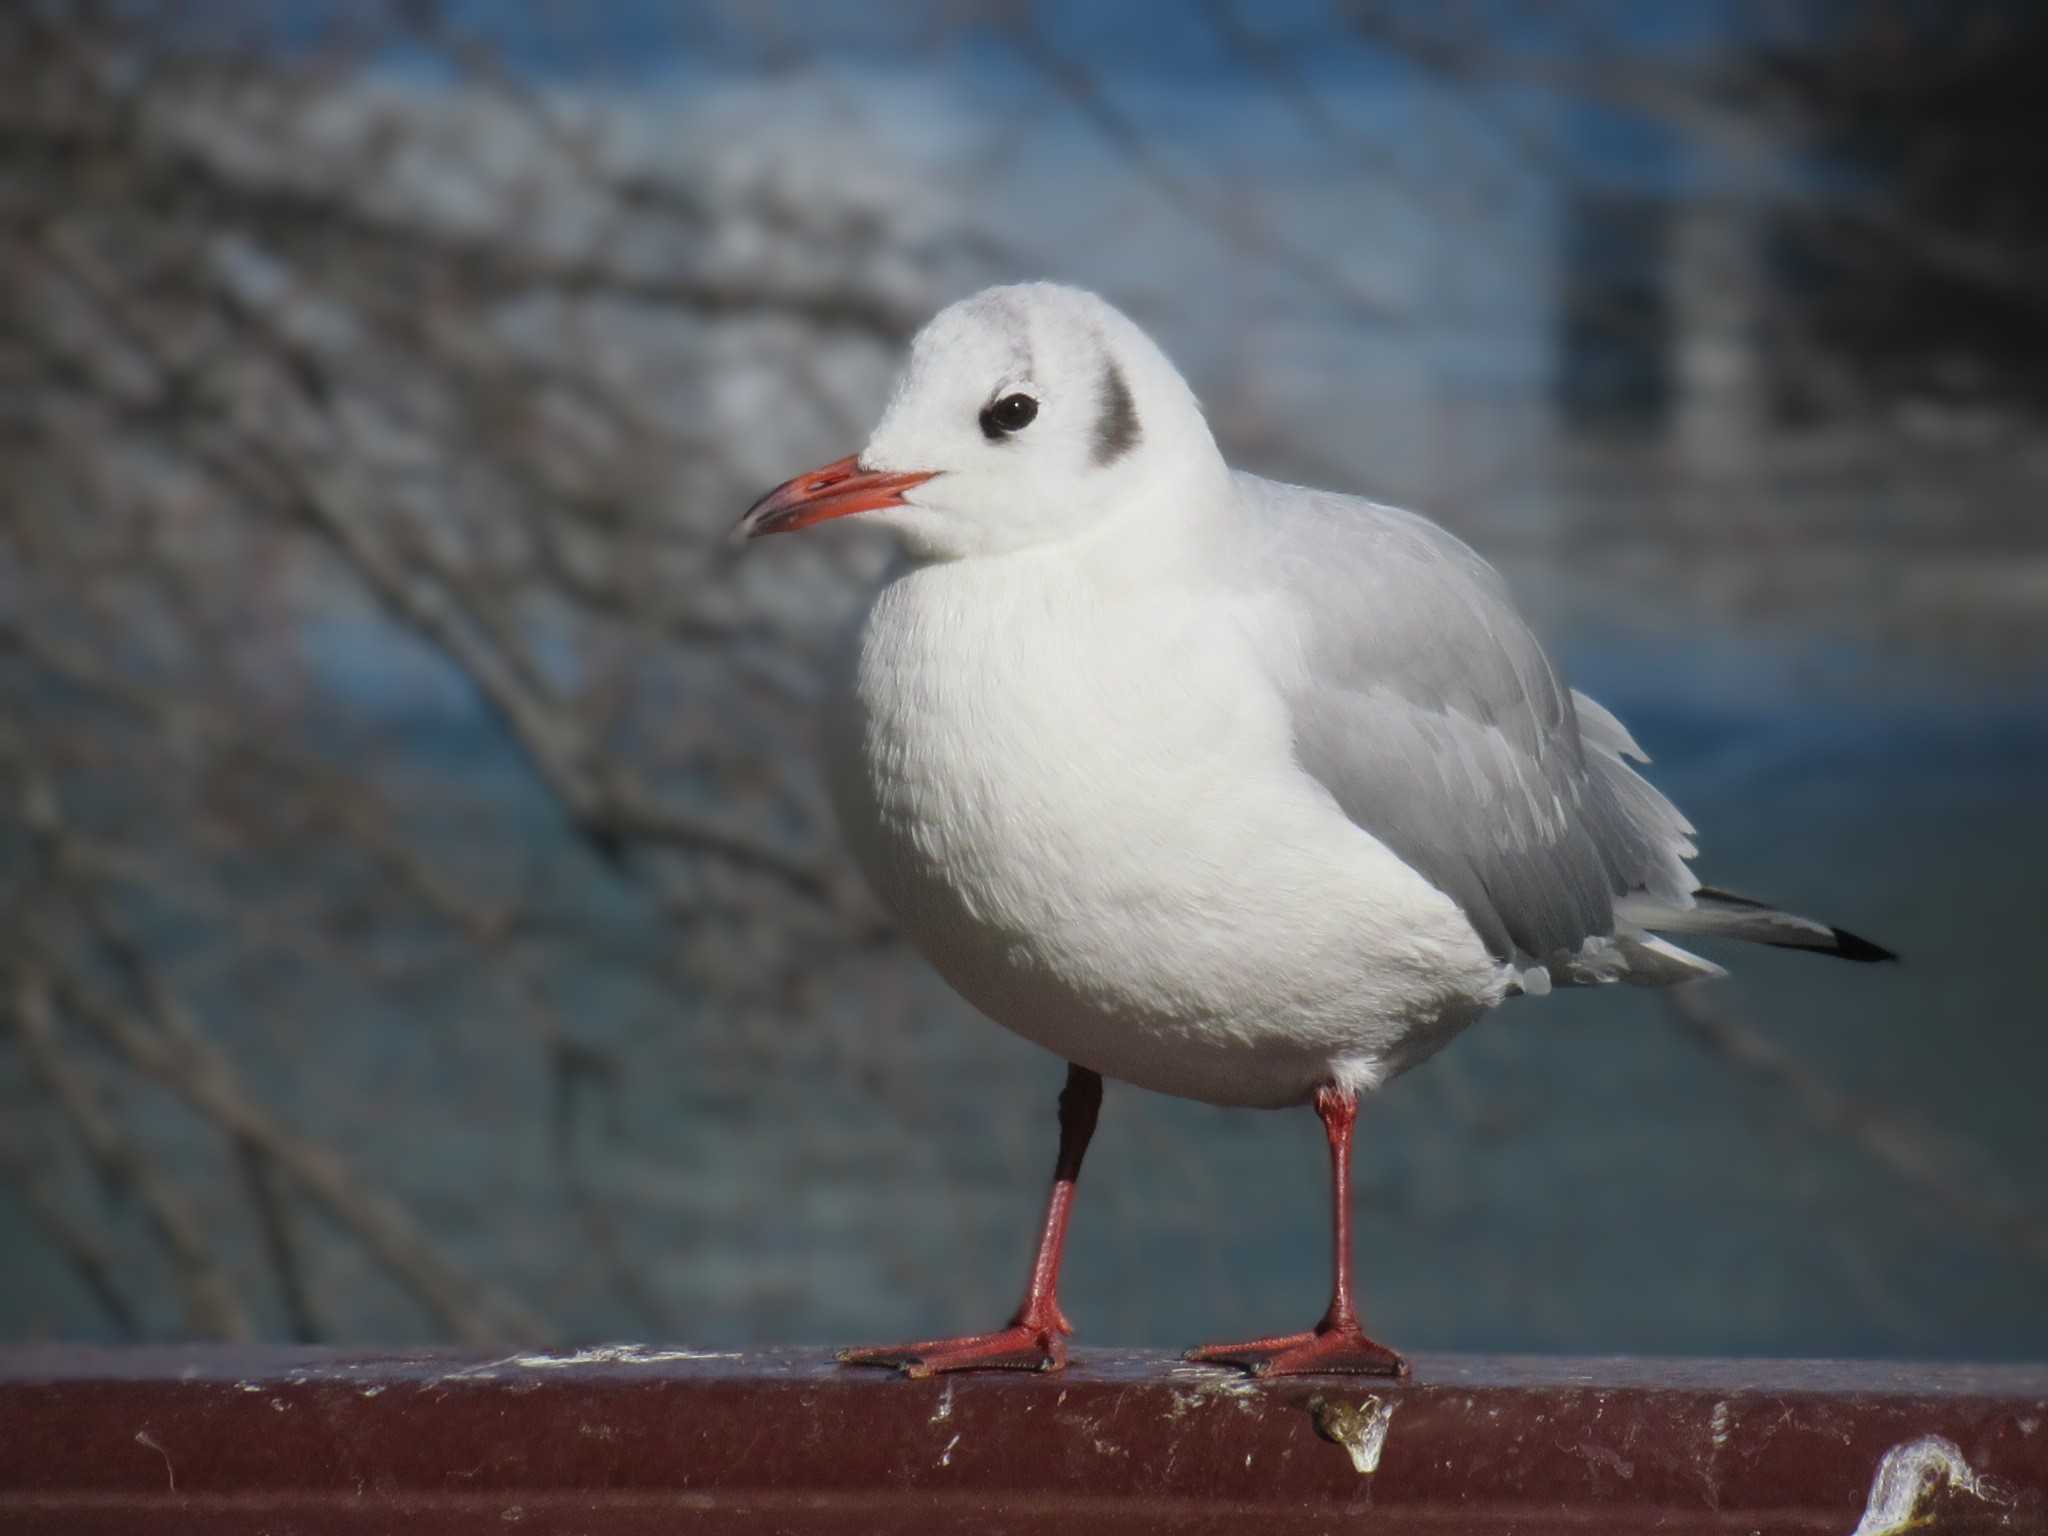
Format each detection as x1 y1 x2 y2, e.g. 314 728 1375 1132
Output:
4 0 2045 1361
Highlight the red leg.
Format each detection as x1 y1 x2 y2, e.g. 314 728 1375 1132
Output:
840 1063 1102 1378
1185 1083 1409 1378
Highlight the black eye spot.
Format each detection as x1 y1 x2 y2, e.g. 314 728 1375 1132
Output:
979 392 1038 439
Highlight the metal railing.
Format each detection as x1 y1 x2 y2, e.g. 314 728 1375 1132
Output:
3 1346 2044 1532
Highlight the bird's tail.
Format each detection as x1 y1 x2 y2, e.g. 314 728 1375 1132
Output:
1617 886 1897 964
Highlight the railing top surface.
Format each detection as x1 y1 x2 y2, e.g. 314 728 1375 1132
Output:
5 1342 2046 1395
4 1346 2045 1533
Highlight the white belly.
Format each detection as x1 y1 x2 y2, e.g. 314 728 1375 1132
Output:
825 556 1507 1109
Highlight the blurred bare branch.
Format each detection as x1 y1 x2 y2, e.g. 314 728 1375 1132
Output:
0 1133 142 1340
9 967 253 1341
2 0 2039 1356
0 0 962 1345
1010 8 1407 328
237 1135 322 1344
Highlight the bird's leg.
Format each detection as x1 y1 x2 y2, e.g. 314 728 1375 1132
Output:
839 1062 1102 1377
1184 1082 1410 1378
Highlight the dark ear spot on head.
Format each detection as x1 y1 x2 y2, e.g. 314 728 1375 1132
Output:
1092 360 1140 466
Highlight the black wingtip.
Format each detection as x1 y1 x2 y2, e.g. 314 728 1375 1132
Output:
1697 886 1897 964
1756 927 1897 963
1824 927 1898 964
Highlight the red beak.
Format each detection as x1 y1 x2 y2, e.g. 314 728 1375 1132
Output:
736 454 937 540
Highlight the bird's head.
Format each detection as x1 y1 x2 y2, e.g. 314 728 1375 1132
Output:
737 283 1221 560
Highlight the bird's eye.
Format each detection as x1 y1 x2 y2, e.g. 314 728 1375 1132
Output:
980 392 1039 439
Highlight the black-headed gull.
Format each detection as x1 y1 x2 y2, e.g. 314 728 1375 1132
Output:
739 283 1891 1379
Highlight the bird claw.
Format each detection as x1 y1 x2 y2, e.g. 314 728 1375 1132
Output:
1184 1325 1409 1378
838 1320 1068 1378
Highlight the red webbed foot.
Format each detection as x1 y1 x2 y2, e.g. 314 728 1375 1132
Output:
1184 1323 1409 1378
838 1317 1067 1378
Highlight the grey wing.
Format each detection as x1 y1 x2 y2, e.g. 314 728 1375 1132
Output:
1239 475 1698 965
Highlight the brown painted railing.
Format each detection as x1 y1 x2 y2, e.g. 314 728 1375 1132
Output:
2 1345 2044 1532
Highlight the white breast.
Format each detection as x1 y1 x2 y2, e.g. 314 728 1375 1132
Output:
824 550 1507 1108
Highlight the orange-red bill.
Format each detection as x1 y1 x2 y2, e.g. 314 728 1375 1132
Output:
736 454 937 539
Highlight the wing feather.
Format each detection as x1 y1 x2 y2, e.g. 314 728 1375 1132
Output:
1236 473 1699 965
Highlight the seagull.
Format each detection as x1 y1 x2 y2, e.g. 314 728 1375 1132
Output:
737 283 1892 1379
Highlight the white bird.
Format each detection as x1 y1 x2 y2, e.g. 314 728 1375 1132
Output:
738 283 1891 1379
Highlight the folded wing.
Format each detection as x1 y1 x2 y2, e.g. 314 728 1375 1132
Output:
1236 475 1700 973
